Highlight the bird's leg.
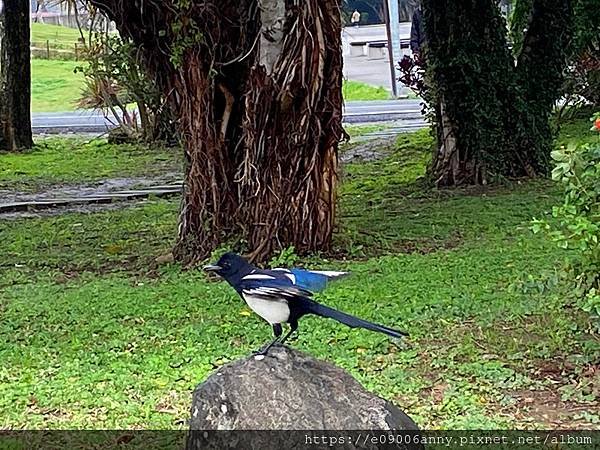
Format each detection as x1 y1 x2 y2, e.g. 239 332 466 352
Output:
272 323 283 339
254 324 282 356
278 321 298 346
255 336 280 356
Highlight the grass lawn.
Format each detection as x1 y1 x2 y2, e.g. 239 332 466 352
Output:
0 138 181 192
31 59 85 112
30 24 86 112
344 123 390 138
31 23 82 49
1 121 598 429
0 126 378 192
343 79 390 101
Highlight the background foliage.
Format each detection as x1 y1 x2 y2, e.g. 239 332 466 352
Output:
533 114 600 322
565 0 600 106
511 0 600 108
76 32 174 143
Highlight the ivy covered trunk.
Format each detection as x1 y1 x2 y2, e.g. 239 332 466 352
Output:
0 0 33 151
512 0 574 168
91 0 343 263
422 0 572 186
240 0 344 261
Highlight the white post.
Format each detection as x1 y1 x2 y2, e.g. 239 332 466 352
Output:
386 0 403 97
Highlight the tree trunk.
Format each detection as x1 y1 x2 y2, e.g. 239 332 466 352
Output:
512 0 573 170
91 0 257 262
424 0 514 185
0 0 33 151
240 0 344 261
431 96 461 186
91 1 342 263
423 0 572 186
172 54 244 261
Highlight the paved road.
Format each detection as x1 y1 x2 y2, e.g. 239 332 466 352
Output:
32 110 113 134
32 99 425 133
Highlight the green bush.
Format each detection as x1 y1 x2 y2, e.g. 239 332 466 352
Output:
76 34 174 143
532 113 600 320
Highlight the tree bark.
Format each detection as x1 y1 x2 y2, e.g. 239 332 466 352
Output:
91 0 342 263
0 0 33 151
90 0 257 262
240 0 344 261
431 96 461 186
172 53 244 260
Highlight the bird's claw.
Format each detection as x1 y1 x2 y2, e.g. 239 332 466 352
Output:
253 342 283 357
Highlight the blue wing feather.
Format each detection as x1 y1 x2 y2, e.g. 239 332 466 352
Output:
241 267 348 294
289 269 329 292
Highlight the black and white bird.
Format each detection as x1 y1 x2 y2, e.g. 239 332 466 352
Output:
204 252 408 355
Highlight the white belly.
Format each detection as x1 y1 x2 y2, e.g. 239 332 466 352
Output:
242 294 290 324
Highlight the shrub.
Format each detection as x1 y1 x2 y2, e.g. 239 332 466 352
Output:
532 113 600 321
76 33 175 143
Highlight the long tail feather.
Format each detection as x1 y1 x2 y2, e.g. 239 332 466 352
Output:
303 300 408 338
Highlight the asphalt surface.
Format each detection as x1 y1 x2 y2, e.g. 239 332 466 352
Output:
31 99 426 134
32 110 113 134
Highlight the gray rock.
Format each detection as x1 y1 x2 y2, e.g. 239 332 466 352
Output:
187 346 421 449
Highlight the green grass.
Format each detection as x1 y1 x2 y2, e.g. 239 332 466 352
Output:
0 126 384 191
31 23 82 49
1 121 598 430
30 24 88 111
343 123 390 139
343 80 390 101
31 59 85 112
0 138 181 191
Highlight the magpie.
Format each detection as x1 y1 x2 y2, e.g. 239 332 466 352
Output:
204 252 408 355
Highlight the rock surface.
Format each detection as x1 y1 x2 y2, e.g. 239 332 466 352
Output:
187 346 419 449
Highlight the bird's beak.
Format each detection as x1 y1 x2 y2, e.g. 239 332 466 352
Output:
203 264 222 272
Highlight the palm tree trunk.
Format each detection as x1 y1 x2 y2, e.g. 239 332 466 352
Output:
240 0 344 261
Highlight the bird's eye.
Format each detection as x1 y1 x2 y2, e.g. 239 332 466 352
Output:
222 262 230 269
